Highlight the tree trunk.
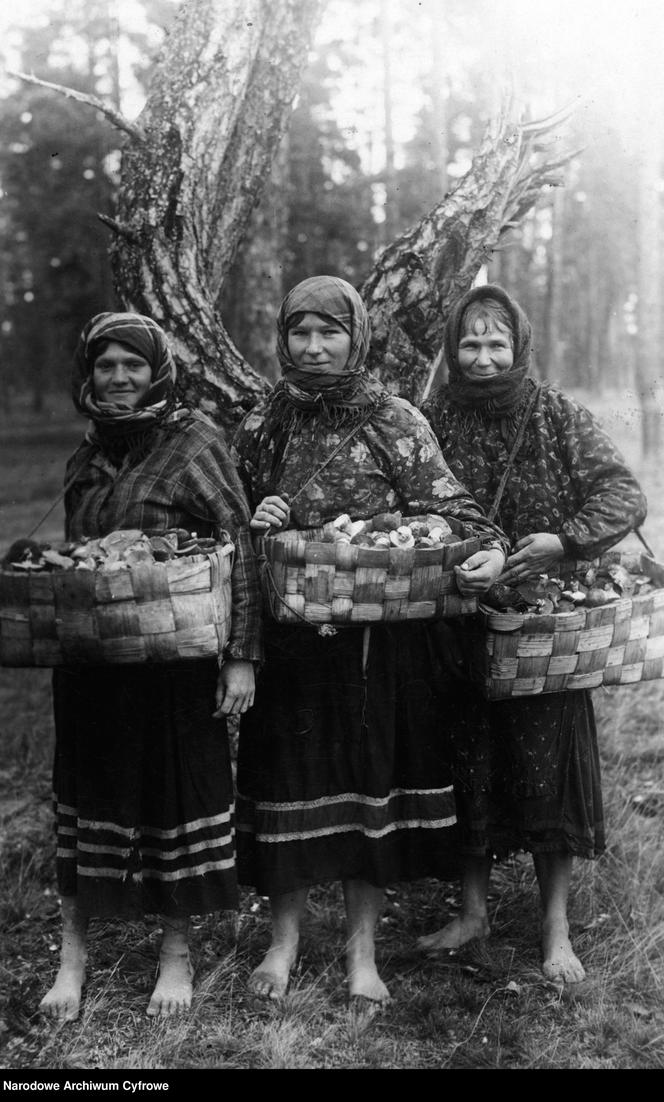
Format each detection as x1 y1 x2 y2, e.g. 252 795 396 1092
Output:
220 137 290 384
542 184 565 380
361 104 572 403
18 6 572 425
109 0 322 430
636 104 663 457
379 0 398 242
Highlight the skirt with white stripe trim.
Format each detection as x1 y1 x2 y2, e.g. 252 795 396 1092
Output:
52 659 237 918
236 622 460 895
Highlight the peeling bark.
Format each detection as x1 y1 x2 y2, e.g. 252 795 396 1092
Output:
17 6 572 430
110 0 322 429
361 103 575 403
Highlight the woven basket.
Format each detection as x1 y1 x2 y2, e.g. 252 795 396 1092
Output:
468 551 664 699
0 544 234 667
258 516 482 625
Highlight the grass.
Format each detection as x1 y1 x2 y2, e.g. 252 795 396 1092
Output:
1 391 664 1070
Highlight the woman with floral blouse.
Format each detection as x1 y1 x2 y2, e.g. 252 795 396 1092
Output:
419 283 647 983
232 275 509 1005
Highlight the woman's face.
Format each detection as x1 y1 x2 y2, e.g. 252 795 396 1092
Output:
287 312 352 376
92 341 153 408
458 317 514 380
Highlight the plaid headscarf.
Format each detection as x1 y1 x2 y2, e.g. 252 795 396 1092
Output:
444 284 533 417
72 312 177 430
263 276 387 437
276 275 370 383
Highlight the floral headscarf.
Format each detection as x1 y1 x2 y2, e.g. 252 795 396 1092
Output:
72 312 177 431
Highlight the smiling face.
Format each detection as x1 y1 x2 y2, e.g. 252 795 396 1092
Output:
286 312 352 376
457 315 514 380
92 341 153 409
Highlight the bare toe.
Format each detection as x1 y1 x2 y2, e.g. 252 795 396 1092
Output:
542 924 585 985
248 966 288 1000
346 962 391 1004
248 946 296 1000
39 966 85 1024
417 916 490 954
147 951 193 1017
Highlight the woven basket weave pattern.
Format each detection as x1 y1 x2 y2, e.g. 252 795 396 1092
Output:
470 553 664 699
260 517 481 624
0 547 233 666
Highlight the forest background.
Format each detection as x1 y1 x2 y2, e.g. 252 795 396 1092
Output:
1 0 663 1074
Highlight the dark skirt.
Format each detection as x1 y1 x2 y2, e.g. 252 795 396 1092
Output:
52 659 238 918
236 622 460 896
448 686 605 860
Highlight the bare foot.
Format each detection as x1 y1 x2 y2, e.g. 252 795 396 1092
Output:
248 946 296 1000
417 914 490 954
147 950 194 1017
39 958 86 1023
346 961 391 1004
541 919 586 984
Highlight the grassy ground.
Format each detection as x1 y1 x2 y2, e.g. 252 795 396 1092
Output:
1 392 663 1071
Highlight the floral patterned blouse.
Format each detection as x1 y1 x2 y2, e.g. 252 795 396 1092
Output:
422 377 647 557
232 394 508 550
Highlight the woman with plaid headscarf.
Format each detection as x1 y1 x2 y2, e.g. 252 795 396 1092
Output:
232 276 509 1005
40 312 262 1022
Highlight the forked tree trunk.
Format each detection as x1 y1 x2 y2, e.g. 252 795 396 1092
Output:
16 4 573 426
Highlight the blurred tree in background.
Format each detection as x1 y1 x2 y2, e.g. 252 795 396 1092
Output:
0 0 172 413
0 0 662 449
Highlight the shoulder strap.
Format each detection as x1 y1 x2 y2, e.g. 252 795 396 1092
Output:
288 408 376 507
25 448 93 540
487 383 541 524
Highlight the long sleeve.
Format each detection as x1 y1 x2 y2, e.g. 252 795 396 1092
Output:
174 422 263 663
422 381 647 558
553 394 647 558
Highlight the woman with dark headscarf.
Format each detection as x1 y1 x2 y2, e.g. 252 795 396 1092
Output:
39 312 262 1022
232 276 509 1004
419 283 647 982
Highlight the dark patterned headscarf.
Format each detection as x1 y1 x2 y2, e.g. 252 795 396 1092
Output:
444 284 533 417
264 276 387 435
72 312 177 431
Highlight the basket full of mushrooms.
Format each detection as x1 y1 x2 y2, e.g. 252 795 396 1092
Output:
0 528 234 666
466 550 664 699
257 511 482 627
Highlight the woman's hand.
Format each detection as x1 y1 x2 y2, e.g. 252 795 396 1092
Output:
499 533 565 585
250 494 291 533
454 548 506 595
213 660 255 717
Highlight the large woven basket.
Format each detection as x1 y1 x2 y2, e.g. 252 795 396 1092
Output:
258 516 482 625
468 551 664 699
0 544 234 667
